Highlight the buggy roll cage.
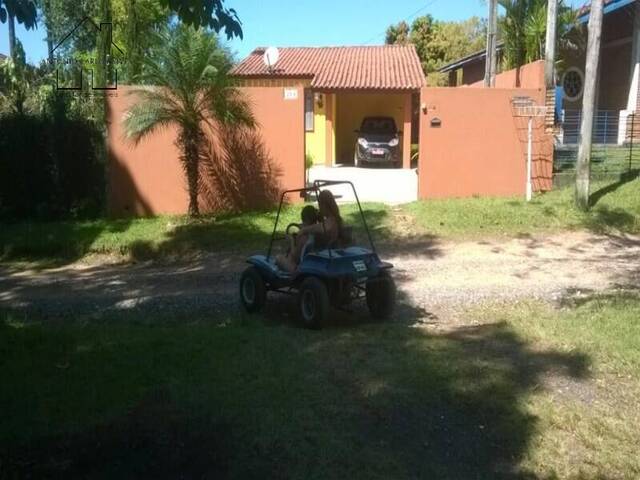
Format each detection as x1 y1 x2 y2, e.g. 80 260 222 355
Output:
266 180 377 260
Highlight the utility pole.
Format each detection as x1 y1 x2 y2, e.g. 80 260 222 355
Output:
544 0 558 90
484 0 498 87
575 0 604 210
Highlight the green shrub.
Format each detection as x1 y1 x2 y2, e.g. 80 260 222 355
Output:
0 113 105 221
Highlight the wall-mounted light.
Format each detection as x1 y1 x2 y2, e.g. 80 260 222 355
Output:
315 93 324 108
421 102 427 114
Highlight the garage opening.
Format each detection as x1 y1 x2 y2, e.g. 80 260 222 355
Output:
335 92 413 168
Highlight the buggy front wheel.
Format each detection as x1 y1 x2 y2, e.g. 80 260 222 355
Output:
366 271 396 320
240 267 267 313
297 277 329 329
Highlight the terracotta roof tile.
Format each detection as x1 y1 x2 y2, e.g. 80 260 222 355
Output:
230 45 426 90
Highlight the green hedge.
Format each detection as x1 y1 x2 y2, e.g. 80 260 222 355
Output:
0 113 105 221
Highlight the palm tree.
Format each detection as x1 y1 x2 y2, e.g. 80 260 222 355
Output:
499 0 578 70
124 25 254 217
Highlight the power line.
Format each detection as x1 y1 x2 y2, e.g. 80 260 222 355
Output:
363 0 440 45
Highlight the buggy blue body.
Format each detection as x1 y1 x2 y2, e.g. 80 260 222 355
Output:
247 247 393 290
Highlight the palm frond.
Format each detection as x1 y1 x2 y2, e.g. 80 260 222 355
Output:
123 88 180 145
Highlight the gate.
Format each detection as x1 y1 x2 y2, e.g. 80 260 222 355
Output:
417 87 553 199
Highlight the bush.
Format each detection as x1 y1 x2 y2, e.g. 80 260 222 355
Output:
0 112 105 221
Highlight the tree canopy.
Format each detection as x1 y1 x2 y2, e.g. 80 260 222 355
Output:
159 0 242 39
499 0 578 70
0 0 37 29
385 15 486 85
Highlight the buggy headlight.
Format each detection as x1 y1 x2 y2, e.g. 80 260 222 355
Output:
357 138 368 148
388 138 399 147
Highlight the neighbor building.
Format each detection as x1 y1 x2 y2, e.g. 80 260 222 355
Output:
440 0 640 147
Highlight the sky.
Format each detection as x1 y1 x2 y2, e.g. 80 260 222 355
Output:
0 0 585 64
0 0 488 64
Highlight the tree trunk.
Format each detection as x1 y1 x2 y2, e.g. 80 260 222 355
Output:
8 13 16 59
181 128 202 217
545 0 558 91
187 160 200 217
95 0 112 88
575 0 604 210
43 0 55 64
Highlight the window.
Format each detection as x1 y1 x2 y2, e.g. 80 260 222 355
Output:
304 91 314 132
562 68 584 102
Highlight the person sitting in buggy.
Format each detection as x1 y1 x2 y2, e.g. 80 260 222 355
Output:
299 190 343 246
275 205 320 273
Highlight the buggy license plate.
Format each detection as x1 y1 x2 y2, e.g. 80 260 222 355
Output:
370 148 385 155
352 260 367 272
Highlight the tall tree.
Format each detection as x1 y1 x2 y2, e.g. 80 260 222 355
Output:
386 15 486 85
499 0 577 70
0 0 38 58
385 20 409 45
544 0 558 90
7 11 15 56
94 0 112 88
124 26 254 216
159 0 242 38
575 0 603 210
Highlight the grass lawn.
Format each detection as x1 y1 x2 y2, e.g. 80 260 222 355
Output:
1 292 638 478
403 178 640 237
1 179 638 265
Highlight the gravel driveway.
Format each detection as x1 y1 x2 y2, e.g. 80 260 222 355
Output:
1 231 638 322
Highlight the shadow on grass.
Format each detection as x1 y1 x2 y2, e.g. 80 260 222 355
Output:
0 311 590 479
589 169 639 207
123 204 441 263
0 219 133 269
582 205 638 233
0 205 443 319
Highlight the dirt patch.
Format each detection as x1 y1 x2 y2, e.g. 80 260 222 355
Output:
0 231 638 323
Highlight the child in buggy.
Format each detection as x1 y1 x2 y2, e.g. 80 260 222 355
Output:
275 205 320 273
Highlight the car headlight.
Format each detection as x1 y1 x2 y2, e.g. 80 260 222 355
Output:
357 138 368 148
388 138 399 147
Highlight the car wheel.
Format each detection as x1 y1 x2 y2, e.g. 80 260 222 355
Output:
240 266 267 313
297 277 330 329
366 271 396 320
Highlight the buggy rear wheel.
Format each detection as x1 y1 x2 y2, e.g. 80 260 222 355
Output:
297 277 329 329
366 271 396 319
240 266 267 313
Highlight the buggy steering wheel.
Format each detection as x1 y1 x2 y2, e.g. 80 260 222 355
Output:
286 223 301 236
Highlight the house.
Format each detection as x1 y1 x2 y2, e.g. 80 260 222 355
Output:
230 45 426 169
107 42 554 216
439 0 640 147
438 43 505 86
560 0 640 145
0 53 7 62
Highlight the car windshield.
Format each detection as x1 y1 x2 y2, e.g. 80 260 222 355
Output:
360 117 396 134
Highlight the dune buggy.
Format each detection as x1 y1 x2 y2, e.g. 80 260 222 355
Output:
239 180 395 329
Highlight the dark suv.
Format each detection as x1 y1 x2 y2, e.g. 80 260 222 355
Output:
354 116 401 168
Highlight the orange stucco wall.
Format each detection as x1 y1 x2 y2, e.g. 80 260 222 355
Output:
418 87 553 199
107 85 304 216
